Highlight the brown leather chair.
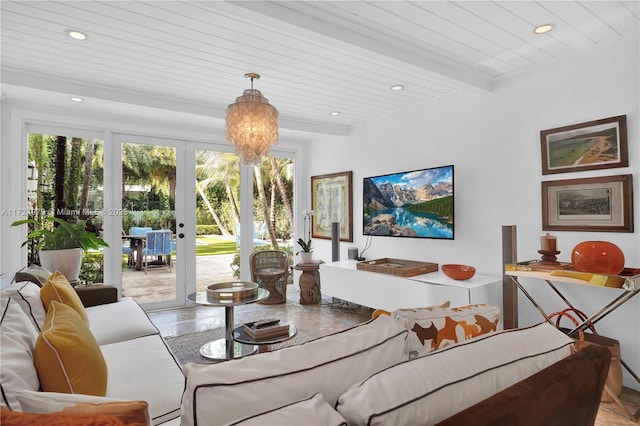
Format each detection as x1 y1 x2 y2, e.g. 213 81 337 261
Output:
249 250 289 304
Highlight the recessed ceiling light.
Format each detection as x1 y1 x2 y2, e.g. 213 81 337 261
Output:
533 24 554 35
391 85 405 91
66 30 87 40
330 111 341 116
69 97 84 102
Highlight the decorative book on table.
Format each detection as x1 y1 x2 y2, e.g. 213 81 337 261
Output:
243 319 289 340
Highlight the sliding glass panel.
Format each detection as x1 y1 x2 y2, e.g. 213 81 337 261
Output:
192 151 295 292
252 155 295 255
25 133 105 284
250 155 295 302
194 150 240 291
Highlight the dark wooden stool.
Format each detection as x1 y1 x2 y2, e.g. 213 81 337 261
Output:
255 268 287 304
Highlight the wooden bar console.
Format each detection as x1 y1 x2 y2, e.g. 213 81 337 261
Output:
506 262 640 421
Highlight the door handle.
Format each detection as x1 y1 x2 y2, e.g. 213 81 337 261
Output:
178 233 185 239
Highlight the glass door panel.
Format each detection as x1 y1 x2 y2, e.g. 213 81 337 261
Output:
121 141 180 308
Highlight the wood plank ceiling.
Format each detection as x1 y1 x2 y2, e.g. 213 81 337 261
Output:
1 1 638 135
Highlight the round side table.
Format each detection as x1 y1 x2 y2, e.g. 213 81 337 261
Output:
187 286 269 360
233 324 297 353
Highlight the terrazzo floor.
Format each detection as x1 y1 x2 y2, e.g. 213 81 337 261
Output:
147 284 639 425
148 284 372 339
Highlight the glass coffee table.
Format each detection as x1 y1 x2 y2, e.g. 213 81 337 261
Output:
187 285 269 360
233 323 297 353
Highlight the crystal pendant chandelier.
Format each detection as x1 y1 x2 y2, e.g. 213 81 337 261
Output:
225 73 279 166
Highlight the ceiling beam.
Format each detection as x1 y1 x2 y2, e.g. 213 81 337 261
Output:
225 1 493 94
1 69 349 136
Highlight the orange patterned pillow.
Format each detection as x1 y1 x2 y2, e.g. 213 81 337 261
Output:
1 407 124 426
40 271 88 324
392 304 500 357
61 401 150 425
372 301 450 319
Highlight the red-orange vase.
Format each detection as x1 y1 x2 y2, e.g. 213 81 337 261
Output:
571 241 625 275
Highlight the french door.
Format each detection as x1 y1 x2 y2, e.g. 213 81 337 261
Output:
115 134 188 311
115 137 263 311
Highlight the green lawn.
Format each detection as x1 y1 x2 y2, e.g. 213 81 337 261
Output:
196 236 237 256
121 236 238 262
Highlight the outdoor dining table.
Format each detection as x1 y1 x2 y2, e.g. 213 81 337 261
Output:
122 234 146 271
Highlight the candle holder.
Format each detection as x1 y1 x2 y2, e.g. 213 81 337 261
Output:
538 249 561 265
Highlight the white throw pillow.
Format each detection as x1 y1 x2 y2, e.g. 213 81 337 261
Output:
87 297 160 345
0 297 40 410
16 390 129 413
392 304 501 358
336 322 574 426
181 315 408 426
223 393 346 426
1 281 46 331
14 265 52 287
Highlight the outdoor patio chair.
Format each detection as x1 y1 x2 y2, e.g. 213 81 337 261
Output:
123 227 152 269
256 222 268 240
142 230 173 274
249 250 289 304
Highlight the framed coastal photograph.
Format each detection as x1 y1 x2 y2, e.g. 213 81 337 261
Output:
542 174 633 232
311 171 353 241
540 115 628 175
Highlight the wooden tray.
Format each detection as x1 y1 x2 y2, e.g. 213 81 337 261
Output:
206 282 258 302
356 258 438 277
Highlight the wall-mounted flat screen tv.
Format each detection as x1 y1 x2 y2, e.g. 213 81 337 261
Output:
363 165 454 239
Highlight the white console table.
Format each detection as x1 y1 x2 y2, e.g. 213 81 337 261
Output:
320 260 502 312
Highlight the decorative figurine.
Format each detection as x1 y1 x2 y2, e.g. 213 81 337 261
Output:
538 233 560 265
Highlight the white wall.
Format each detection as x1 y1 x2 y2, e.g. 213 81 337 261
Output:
307 31 640 390
308 32 638 269
2 28 638 389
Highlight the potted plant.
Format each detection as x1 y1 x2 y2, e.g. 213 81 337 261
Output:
296 238 313 263
12 216 109 283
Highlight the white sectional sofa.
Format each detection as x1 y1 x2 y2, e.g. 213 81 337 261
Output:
179 315 610 426
0 278 184 425
1 273 611 425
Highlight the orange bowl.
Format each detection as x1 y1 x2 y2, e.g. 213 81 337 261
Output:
442 264 476 280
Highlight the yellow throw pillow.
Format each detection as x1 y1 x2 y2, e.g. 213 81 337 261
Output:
40 270 89 324
35 301 108 396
